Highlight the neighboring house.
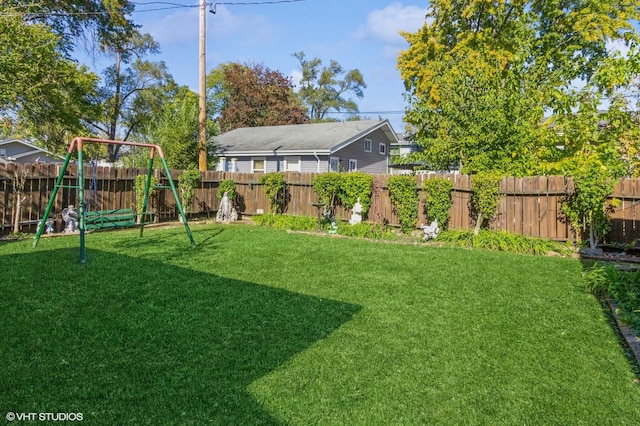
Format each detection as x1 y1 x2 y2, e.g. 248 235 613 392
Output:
213 119 399 174
389 132 423 174
0 139 64 164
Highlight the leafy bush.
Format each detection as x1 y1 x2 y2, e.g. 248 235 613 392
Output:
584 264 640 333
260 172 287 214
423 177 453 229
312 172 342 215
218 179 236 202
340 172 373 214
252 214 317 231
563 161 617 249
178 167 201 213
134 174 159 215
470 172 502 234
388 175 419 234
437 229 573 256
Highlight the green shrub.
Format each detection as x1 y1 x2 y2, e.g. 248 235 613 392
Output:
423 177 453 229
252 214 317 231
218 179 236 202
134 174 159 215
178 167 201 213
584 264 640 333
563 161 617 248
340 172 373 215
470 172 502 234
388 175 419 234
312 172 342 215
437 229 572 256
260 172 287 214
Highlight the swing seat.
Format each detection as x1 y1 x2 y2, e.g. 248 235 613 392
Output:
85 208 137 230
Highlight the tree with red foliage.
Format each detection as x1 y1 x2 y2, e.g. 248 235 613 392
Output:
217 63 308 132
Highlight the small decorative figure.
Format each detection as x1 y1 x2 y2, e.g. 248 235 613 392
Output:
421 219 440 241
62 205 79 233
349 197 363 225
45 218 54 234
328 220 338 234
216 192 238 222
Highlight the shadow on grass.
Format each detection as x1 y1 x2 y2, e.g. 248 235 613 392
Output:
2 248 361 425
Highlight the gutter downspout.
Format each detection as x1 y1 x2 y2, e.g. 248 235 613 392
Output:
313 151 321 173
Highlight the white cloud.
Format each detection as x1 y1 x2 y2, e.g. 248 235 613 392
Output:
355 3 426 46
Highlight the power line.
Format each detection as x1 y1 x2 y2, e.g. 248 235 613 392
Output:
209 0 306 14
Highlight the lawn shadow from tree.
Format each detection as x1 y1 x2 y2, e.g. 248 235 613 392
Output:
2 248 361 424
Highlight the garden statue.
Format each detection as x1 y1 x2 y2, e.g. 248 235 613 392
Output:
421 219 440 241
45 218 54 234
216 192 238 222
62 205 78 233
349 197 363 225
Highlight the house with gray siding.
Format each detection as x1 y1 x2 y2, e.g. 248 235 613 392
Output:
213 120 398 174
0 139 64 164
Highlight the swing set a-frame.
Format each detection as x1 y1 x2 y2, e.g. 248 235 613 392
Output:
33 137 195 263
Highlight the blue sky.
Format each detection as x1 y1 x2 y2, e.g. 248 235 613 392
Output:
108 0 428 132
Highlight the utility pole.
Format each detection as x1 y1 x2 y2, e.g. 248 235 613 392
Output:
198 0 207 171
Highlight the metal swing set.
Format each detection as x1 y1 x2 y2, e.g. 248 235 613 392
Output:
33 137 195 263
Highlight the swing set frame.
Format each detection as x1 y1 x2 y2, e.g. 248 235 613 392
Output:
33 137 196 263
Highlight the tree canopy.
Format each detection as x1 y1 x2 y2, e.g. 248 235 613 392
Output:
293 51 366 122
212 63 308 133
398 0 640 176
0 14 99 149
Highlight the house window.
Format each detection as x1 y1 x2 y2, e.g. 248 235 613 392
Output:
252 157 265 173
364 139 372 153
349 159 357 172
0 149 5 158
379 143 386 155
330 157 340 172
285 156 300 172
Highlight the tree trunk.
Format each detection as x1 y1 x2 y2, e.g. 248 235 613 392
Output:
474 212 483 236
13 195 25 235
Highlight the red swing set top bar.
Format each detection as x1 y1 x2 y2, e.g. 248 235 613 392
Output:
69 137 166 159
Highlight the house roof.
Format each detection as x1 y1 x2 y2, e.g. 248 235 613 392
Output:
0 139 64 162
214 120 399 156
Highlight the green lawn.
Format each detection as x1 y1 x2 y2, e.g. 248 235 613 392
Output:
2 224 640 424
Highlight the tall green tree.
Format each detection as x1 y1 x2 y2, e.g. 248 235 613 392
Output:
214 63 308 133
398 0 640 176
147 91 200 170
1 1 137 151
293 51 366 122
6 0 136 56
0 14 99 151
88 32 172 161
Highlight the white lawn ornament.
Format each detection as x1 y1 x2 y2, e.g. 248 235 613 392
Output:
45 218 55 234
216 192 238 222
421 219 440 241
349 198 363 225
62 205 79 233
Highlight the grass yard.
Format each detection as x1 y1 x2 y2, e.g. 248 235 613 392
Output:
2 224 640 424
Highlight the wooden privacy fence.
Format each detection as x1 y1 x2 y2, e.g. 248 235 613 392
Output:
3 163 640 243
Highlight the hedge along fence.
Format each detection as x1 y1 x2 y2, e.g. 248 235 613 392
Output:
3 162 640 243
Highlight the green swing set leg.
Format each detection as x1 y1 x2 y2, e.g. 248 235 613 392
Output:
33 151 73 247
138 149 195 247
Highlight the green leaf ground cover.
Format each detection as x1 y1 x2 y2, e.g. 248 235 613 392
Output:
2 225 639 424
